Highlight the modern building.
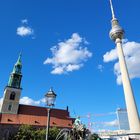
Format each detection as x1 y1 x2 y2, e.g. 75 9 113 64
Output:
0 54 74 139
116 108 130 130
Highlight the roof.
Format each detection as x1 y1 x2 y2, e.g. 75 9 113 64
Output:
18 104 70 119
0 104 74 128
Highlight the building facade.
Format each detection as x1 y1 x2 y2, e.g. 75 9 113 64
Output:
0 54 74 139
116 108 130 130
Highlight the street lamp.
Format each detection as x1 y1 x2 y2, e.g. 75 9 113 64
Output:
45 87 57 140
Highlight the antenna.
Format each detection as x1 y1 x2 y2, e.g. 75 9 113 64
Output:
109 0 115 19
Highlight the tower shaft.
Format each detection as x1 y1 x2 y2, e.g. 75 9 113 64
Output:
109 0 140 133
116 38 140 133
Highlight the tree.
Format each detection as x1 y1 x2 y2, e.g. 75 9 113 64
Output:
12 124 34 140
49 127 63 140
11 125 62 140
11 124 101 140
33 129 46 140
88 133 101 140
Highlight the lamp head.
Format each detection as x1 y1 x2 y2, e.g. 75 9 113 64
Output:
45 87 57 107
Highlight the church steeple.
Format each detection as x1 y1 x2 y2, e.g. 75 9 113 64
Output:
1 53 22 114
8 53 22 89
12 52 22 74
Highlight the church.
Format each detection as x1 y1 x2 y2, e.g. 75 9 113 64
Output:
0 54 74 139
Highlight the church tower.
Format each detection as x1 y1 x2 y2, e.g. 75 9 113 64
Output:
1 53 22 114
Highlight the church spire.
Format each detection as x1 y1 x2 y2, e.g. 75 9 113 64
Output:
8 53 22 89
12 52 22 74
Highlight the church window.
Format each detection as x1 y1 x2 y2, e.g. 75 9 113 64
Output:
8 104 12 111
10 92 16 100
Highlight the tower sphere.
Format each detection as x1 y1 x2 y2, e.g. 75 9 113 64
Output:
109 19 124 41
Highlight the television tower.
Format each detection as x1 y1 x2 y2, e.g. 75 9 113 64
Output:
109 0 140 133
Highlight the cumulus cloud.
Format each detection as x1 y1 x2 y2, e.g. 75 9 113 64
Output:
92 119 118 132
20 97 45 106
0 97 45 107
44 33 92 74
103 40 140 84
17 19 34 37
93 119 118 130
17 26 33 37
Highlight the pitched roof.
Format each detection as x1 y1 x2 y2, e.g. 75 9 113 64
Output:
0 104 74 128
18 104 70 119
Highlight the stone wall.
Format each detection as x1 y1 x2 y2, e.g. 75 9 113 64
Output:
0 124 19 140
0 124 46 139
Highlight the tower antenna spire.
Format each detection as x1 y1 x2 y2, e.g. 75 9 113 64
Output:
109 0 115 19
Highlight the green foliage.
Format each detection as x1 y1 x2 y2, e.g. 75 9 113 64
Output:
11 124 101 140
33 129 46 140
49 127 62 140
11 125 62 140
11 124 34 140
89 133 101 140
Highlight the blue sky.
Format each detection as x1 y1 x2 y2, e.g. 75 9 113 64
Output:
0 0 140 131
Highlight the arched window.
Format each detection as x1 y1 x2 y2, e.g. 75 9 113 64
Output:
8 104 12 111
10 92 16 100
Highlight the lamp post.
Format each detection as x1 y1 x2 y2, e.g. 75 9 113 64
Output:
45 87 57 140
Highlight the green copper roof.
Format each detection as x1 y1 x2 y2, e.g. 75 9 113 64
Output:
12 52 22 74
16 52 22 66
8 52 22 89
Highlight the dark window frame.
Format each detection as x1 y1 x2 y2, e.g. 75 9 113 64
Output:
10 92 16 100
8 104 12 111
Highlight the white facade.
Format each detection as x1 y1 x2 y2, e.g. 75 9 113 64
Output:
99 130 140 140
0 87 21 114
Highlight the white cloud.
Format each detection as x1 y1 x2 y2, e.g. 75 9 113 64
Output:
21 19 28 24
103 40 140 84
92 119 118 131
51 66 65 74
44 33 92 74
20 97 45 106
0 97 45 107
103 119 118 127
17 26 33 37
103 48 118 63
17 19 34 37
40 98 46 103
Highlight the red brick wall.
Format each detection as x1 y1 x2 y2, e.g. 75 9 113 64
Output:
0 105 74 139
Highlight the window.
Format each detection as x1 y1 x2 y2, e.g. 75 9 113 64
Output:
8 104 12 111
10 92 16 100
